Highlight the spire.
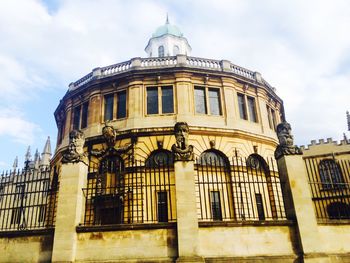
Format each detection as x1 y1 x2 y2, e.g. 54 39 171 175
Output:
166 13 169 24
347 111 350 131
34 149 40 169
40 136 52 168
12 156 18 170
25 146 31 162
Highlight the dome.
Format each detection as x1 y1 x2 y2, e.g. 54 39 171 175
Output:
152 20 183 38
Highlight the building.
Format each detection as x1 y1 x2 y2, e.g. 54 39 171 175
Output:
0 18 350 263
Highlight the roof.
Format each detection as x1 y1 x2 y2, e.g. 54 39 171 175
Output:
152 18 183 38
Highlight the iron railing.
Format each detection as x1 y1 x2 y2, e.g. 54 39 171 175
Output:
0 167 58 231
305 157 350 221
82 159 176 226
195 155 286 221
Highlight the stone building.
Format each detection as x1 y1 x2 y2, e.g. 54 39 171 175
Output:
0 19 350 263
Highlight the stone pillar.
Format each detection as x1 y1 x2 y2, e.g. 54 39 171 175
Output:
51 162 87 262
172 122 204 262
52 130 88 262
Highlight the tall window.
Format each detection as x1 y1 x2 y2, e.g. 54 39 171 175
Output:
237 93 258 122
211 191 222 221
319 159 344 190
117 91 127 119
147 86 174 115
194 87 207 114
247 97 257 122
81 102 89 129
173 45 179 55
73 105 81 130
157 191 168 222
266 105 277 130
237 93 247 120
104 94 114 121
158 45 165 57
255 193 265 220
194 86 222 116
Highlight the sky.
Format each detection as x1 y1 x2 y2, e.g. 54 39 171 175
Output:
0 0 349 170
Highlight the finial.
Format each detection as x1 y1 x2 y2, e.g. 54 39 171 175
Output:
166 13 169 24
13 156 18 170
25 146 31 162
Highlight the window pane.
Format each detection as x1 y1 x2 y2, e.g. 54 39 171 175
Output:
266 105 273 129
117 91 126 119
194 87 207 114
271 109 277 129
209 88 221 115
158 46 164 57
157 191 168 222
104 95 114 121
81 102 89 129
147 87 159 114
161 86 174 114
211 191 222 220
237 94 247 120
73 105 81 130
255 193 265 220
247 97 257 122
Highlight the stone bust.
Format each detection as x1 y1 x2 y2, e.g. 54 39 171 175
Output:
62 130 88 164
171 122 194 161
274 122 302 159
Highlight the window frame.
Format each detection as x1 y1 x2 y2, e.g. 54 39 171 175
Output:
146 85 175 116
237 93 259 123
266 104 277 130
194 85 222 116
103 90 128 122
210 191 223 221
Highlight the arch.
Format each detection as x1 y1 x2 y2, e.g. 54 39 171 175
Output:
198 149 230 167
246 154 269 173
158 45 165 57
327 202 350 219
319 159 344 189
173 45 180 55
145 149 173 168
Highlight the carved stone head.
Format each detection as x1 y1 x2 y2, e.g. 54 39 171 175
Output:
276 122 294 147
102 125 117 148
62 130 87 164
174 122 189 149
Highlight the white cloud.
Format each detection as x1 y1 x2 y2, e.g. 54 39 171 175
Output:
0 108 41 145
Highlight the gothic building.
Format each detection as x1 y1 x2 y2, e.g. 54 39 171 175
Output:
0 18 349 263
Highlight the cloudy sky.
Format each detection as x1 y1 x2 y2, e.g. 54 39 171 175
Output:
0 0 349 170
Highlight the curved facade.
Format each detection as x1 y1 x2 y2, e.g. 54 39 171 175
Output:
53 55 284 166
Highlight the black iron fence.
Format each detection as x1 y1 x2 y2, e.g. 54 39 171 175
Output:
305 157 350 221
0 167 58 231
195 154 286 222
82 158 176 226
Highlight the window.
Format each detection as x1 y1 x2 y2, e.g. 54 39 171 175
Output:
319 159 344 190
266 105 277 130
11 208 21 225
255 193 265 220
73 105 81 130
198 150 228 166
247 97 257 122
158 45 164 57
146 86 174 115
237 93 258 122
173 45 179 55
104 94 114 121
237 93 247 120
157 191 168 222
38 205 46 223
194 86 222 116
327 202 350 219
117 91 126 119
81 102 89 129
211 191 222 220
146 150 174 168
194 87 207 114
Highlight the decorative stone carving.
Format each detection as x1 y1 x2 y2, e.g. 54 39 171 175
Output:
91 125 133 158
62 130 88 164
274 122 302 159
171 122 194 161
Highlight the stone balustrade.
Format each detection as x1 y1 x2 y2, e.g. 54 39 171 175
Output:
69 55 274 92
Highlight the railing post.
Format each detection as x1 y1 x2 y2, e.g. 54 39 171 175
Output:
130 57 142 68
172 122 204 262
51 131 88 262
176 54 187 66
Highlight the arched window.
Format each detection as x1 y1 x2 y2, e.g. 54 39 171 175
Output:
246 154 269 172
198 150 229 167
327 202 350 219
319 159 344 190
158 45 165 57
145 150 173 168
173 45 179 55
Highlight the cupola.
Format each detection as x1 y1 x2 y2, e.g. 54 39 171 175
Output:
145 15 192 57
